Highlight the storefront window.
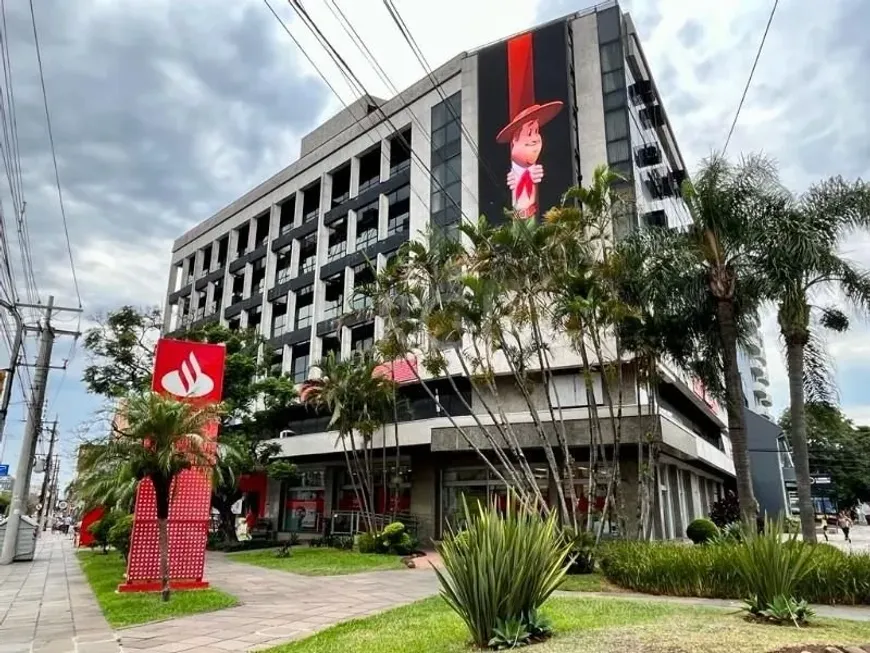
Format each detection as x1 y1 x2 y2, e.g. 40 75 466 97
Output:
281 468 325 533
336 466 412 514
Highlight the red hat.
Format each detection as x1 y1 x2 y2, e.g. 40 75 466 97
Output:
496 101 564 144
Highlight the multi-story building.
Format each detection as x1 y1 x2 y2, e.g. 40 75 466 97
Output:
737 327 773 418
164 1 735 541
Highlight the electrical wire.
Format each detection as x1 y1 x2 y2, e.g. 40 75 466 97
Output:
324 0 484 211
28 0 81 307
284 0 477 225
722 0 779 156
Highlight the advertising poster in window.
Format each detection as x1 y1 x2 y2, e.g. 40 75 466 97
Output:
477 21 574 224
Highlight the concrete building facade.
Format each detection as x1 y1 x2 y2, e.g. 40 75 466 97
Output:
164 2 735 542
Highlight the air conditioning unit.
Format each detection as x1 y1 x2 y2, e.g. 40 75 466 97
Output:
628 79 654 106
635 144 661 168
278 429 296 439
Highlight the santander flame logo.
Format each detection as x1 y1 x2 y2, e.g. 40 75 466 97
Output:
160 352 215 398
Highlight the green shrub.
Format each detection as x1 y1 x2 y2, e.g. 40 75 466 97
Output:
88 511 119 553
686 518 719 544
562 528 596 574
600 532 870 606
107 513 134 561
435 493 571 648
0 491 10 516
358 531 377 554
708 492 740 528
712 521 744 544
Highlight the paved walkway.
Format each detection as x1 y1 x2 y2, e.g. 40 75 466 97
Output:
0 534 118 653
118 554 440 652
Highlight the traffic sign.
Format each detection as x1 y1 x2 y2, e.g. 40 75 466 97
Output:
0 464 9 477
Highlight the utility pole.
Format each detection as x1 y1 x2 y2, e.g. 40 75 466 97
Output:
1 296 80 565
37 419 57 533
0 301 24 459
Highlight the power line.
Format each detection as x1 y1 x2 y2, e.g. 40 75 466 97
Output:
722 0 779 155
282 0 476 226
27 0 81 307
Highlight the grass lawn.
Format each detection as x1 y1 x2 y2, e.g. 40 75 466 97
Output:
261 595 870 653
559 572 619 593
228 547 405 576
77 551 238 628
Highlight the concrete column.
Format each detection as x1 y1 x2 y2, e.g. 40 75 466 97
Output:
293 190 303 228
265 477 282 525
378 193 389 240
410 455 437 544
246 218 257 253
346 209 358 254
340 325 352 361
570 12 606 188
380 138 390 183
290 238 300 278
350 156 360 198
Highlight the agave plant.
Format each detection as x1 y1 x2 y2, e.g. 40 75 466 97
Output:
734 517 816 619
435 493 571 648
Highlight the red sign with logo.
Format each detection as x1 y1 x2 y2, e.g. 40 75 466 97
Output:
119 338 226 593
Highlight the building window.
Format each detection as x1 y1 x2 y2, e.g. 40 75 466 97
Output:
271 296 288 337
351 262 375 312
298 232 317 275
327 217 348 262
194 290 206 320
185 255 195 285
235 223 250 258
356 201 379 250
269 347 284 377
279 197 296 235
230 271 244 304
358 146 381 193
331 163 351 208
430 93 462 235
209 279 223 315
215 236 228 270
291 344 310 383
199 246 211 278
389 128 411 177
350 321 375 353
321 331 340 361
604 109 628 142
294 284 313 330
275 245 292 285
302 180 320 224
247 304 263 334
251 258 266 295
600 41 623 73
386 185 410 237
606 139 631 165
322 273 344 320
254 212 270 249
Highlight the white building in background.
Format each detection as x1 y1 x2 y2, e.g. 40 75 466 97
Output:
737 325 773 418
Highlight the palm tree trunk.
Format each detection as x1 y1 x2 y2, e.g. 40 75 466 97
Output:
716 298 757 525
153 476 172 603
785 336 818 543
158 517 170 602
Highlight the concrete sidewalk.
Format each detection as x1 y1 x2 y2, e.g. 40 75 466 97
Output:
118 553 440 652
0 533 119 653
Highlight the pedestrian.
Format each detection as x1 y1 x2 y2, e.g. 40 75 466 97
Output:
245 508 257 539
822 520 829 542
839 511 853 543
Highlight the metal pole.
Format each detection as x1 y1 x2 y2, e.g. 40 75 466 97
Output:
0 303 24 460
37 419 57 533
0 296 54 565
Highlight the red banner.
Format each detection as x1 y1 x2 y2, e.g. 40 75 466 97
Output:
119 338 226 592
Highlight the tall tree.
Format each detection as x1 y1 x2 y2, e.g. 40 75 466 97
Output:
82 309 299 542
92 391 221 602
302 350 396 532
621 154 784 525
780 402 870 512
760 177 870 541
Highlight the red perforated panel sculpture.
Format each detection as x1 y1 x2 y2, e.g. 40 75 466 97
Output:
118 338 226 592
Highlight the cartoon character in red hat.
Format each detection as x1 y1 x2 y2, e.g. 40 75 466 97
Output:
497 101 563 219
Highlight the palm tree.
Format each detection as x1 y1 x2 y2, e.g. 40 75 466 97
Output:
758 176 870 541
96 391 222 601
302 350 396 532
69 442 138 514
622 154 784 525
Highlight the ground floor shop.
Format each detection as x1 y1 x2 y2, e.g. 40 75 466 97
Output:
252 445 729 543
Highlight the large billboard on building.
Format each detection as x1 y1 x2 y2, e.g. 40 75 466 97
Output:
477 20 575 223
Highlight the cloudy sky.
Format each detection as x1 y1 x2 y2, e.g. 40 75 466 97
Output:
1 0 868 488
